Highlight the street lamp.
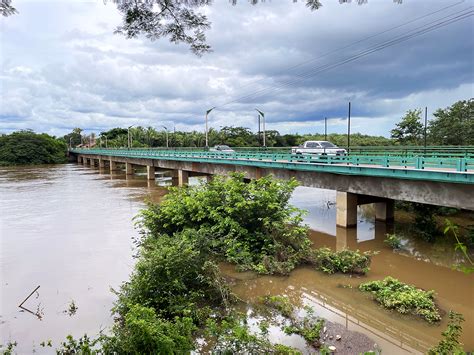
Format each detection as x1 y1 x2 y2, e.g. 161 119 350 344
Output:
161 126 169 148
69 136 73 149
255 109 266 147
205 107 215 149
127 125 134 149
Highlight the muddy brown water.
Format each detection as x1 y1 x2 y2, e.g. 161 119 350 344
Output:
0 164 473 354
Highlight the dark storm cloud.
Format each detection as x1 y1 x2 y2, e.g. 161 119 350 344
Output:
0 0 472 136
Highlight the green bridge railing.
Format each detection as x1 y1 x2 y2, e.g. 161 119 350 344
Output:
71 148 474 184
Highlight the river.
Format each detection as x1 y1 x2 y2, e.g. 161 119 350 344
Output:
1 164 473 354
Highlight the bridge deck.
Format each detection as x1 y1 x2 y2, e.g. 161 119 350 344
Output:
70 149 474 184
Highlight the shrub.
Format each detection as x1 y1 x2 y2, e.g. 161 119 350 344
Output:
311 248 374 275
262 295 295 318
138 173 312 275
428 311 465 354
384 233 402 249
283 318 325 347
359 277 441 323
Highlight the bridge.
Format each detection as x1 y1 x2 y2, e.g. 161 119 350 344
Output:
70 148 474 227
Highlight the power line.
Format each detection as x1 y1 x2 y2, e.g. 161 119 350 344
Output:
215 7 473 108
225 0 466 96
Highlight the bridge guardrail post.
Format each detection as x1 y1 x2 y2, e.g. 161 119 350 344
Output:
415 157 424 170
456 158 467 172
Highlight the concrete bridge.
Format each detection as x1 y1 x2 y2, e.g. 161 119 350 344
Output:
70 148 474 227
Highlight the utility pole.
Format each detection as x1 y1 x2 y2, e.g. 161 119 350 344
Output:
324 117 327 141
205 107 215 149
347 102 351 153
256 109 265 148
161 126 169 148
424 106 428 155
257 114 261 146
128 125 133 149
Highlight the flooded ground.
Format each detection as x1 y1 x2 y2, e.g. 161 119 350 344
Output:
0 164 473 353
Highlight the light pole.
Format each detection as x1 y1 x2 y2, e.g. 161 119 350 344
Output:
161 126 169 148
127 125 134 149
205 107 215 149
69 137 72 149
255 109 266 147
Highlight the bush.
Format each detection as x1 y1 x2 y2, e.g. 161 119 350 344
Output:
428 311 465 354
262 295 295 318
0 130 67 166
138 173 312 275
384 233 402 249
311 248 374 275
359 277 441 323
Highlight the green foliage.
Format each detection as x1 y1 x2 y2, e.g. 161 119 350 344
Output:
262 295 295 318
205 313 301 354
391 109 424 145
384 233 402 249
444 219 474 275
0 341 17 355
0 130 67 166
102 304 195 354
56 334 97 354
114 231 226 321
311 248 374 275
428 311 465 355
411 203 440 243
359 277 441 323
428 99 474 145
138 173 312 275
283 317 324 347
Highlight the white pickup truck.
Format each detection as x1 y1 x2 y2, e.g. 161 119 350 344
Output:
291 141 347 156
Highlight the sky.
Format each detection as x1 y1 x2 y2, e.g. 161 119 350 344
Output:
0 0 473 138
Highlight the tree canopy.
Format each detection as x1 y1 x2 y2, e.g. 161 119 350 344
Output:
0 130 67 166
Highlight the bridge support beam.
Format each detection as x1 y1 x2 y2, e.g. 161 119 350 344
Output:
375 199 395 222
126 162 133 175
98 158 105 169
336 191 358 228
178 170 189 186
77 155 82 164
147 166 155 180
82 157 88 165
90 158 95 167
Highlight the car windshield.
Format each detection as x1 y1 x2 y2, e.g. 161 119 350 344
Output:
320 142 336 148
306 142 320 148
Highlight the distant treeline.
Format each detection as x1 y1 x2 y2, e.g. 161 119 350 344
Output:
0 130 67 166
64 99 473 149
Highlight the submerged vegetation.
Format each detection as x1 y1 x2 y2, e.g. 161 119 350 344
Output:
311 248 375 275
384 233 402 250
359 277 441 323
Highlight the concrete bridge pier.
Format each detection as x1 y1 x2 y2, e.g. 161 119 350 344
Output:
98 158 105 169
126 162 133 175
77 155 82 164
90 158 96 167
178 170 189 186
82 157 88 165
147 166 155 180
375 200 395 222
336 192 358 228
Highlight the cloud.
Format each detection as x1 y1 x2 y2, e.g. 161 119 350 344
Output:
0 0 472 137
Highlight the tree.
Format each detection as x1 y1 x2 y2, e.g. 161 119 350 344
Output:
63 128 83 148
428 99 474 146
0 130 67 166
0 0 17 16
390 109 424 145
